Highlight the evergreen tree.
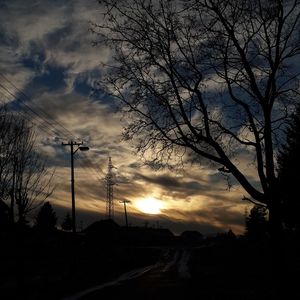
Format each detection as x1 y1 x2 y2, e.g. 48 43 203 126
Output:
245 205 268 241
36 201 57 231
61 213 72 231
278 105 300 230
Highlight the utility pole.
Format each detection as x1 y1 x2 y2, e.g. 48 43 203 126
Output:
105 157 116 220
120 200 130 227
62 141 89 233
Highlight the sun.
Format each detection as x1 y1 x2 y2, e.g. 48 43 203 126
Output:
136 197 163 214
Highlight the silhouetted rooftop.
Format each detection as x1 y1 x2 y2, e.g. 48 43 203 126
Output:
83 219 120 234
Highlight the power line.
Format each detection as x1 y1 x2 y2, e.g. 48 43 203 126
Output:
0 76 105 183
0 84 67 138
0 77 105 179
0 91 65 140
80 152 106 176
0 73 77 139
74 156 104 182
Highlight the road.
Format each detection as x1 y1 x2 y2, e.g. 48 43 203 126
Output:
62 248 192 300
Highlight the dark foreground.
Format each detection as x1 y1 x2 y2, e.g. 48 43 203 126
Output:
71 240 300 300
1 226 300 300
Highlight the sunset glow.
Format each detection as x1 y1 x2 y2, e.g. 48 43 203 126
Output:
0 0 256 236
136 197 163 215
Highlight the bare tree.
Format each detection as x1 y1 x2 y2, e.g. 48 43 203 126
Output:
0 107 18 202
0 109 53 225
0 108 27 223
11 118 53 225
92 0 300 235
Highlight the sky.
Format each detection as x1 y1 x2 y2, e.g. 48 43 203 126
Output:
0 0 254 235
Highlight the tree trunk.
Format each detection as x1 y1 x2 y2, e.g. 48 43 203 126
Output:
268 200 283 240
15 225 26 299
9 192 15 225
9 159 17 225
267 193 284 298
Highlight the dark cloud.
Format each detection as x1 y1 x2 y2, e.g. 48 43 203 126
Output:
0 26 19 48
0 0 254 235
45 24 73 47
136 173 208 193
128 162 142 169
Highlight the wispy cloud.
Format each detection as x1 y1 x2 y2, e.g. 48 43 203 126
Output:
0 0 254 235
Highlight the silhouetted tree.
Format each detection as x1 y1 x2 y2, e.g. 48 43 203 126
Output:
0 107 21 223
227 229 236 241
35 201 57 231
61 212 72 231
10 119 53 225
93 0 300 236
278 104 300 230
0 109 53 225
0 199 10 230
245 205 268 241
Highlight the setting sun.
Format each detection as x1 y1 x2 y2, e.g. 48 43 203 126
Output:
136 197 163 214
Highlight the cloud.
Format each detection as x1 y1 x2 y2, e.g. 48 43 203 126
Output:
0 0 256 235
0 0 110 88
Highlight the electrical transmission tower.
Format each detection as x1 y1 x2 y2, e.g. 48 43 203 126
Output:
105 157 116 219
